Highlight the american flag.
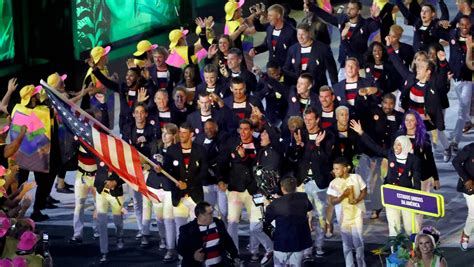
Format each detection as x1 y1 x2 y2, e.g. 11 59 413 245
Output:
41 81 160 203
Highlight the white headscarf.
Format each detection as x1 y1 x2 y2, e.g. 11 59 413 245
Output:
395 135 413 164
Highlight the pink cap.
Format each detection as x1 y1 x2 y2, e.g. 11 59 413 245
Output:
0 217 11 238
0 259 13 267
12 257 27 267
17 231 37 251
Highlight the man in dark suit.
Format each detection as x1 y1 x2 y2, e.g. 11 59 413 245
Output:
250 4 297 66
283 23 338 92
177 201 239 266
163 122 208 239
148 47 182 95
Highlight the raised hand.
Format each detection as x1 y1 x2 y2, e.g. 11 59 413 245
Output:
137 87 149 103
208 44 218 58
315 130 326 147
7 78 18 92
294 129 303 146
349 119 364 135
195 17 206 28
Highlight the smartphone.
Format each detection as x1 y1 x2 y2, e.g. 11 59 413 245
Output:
43 232 49 242
252 193 265 206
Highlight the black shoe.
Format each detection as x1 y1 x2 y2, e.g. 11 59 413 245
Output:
69 236 83 244
47 196 60 204
31 211 49 222
45 202 59 209
140 236 149 247
99 254 108 264
57 187 74 194
64 182 74 189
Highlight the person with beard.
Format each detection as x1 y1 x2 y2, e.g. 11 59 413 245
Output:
305 0 381 79
364 94 403 220
350 120 421 237
194 119 229 226
283 23 338 92
187 92 233 136
317 86 338 130
148 47 182 95
91 66 154 137
218 119 274 265
223 77 263 124
195 64 230 101
161 122 208 243
220 48 257 94
287 107 334 260
448 16 473 155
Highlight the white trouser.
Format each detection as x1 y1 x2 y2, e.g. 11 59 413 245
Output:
386 207 417 236
451 80 473 143
464 193 474 236
227 190 273 253
203 184 228 223
416 178 434 229
73 172 97 238
339 212 365 267
303 180 326 249
96 191 124 254
274 250 305 267
173 195 197 242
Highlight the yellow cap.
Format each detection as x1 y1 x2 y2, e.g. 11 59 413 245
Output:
47 72 67 88
225 0 244 21
169 29 189 50
19 85 42 106
133 40 158 56
90 46 111 64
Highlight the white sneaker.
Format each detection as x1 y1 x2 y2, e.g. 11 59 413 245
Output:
260 251 273 265
461 232 469 251
315 247 325 257
159 239 166 250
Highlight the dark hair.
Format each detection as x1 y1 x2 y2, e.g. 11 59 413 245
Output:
198 91 210 98
239 118 253 129
296 22 311 33
348 0 362 10
180 121 194 132
194 201 212 217
228 47 242 57
382 93 396 103
204 118 217 125
230 76 246 87
333 157 351 167
180 64 202 85
299 73 314 84
365 41 387 65
134 102 148 112
266 59 280 70
459 15 472 24
421 3 436 13
303 107 320 119
280 176 297 193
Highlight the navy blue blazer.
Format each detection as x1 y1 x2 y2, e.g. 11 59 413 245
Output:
253 21 297 66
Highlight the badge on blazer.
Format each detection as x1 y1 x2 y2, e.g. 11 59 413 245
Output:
231 153 235 158
150 120 155 126
291 58 295 64
373 114 379 121
430 89 435 94
196 161 199 167
451 39 456 45
264 151 268 157
292 96 297 103
390 162 395 168
173 160 179 166
195 128 200 134
366 67 370 73
100 161 105 167
316 59 320 65
360 28 363 34
337 96 341 101
283 44 287 49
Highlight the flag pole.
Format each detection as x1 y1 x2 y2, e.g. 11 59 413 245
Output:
40 80 180 186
